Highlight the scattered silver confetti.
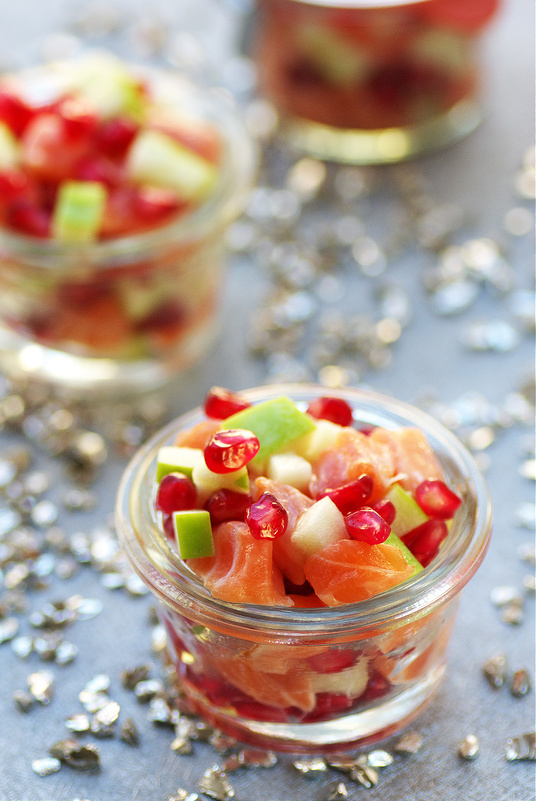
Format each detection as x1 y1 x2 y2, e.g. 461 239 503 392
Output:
13 689 34 713
0 616 19 643
393 731 424 754
367 749 394 768
32 756 61 776
490 585 522 606
501 598 524 625
120 717 140 746
66 713 90 733
505 733 536 761
483 654 508 689
293 756 328 775
458 735 480 760
28 670 54 704
511 669 532 698
327 782 349 800
49 739 100 771
199 766 235 800
350 763 379 788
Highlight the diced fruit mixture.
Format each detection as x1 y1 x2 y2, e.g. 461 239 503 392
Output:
154 389 463 728
255 0 499 131
0 53 225 359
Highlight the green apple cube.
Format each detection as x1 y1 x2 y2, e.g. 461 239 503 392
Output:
156 446 204 482
384 531 424 574
0 122 19 169
192 460 249 505
312 655 369 696
223 396 317 465
291 496 347 560
386 483 429 539
267 452 312 493
127 129 218 202
173 510 214 559
71 54 146 120
293 418 342 462
52 181 107 242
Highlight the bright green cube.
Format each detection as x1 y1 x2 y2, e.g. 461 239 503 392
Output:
52 180 107 243
156 446 204 482
173 510 214 559
223 396 317 465
384 531 424 575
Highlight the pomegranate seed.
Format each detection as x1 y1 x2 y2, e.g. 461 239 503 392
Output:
8 201 50 237
0 170 33 205
203 386 251 419
205 489 252 525
95 117 138 159
245 492 288 540
301 693 354 722
415 480 462 519
133 186 183 223
361 670 391 703
232 699 292 723
162 513 175 541
371 498 396 525
307 649 356 674
345 507 391 544
0 90 32 136
75 156 123 187
402 519 448 567
156 472 197 514
57 96 98 140
318 474 374 514
204 428 260 474
306 396 353 426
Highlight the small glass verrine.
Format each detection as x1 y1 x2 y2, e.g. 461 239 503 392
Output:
0 57 255 396
252 0 501 163
116 384 491 752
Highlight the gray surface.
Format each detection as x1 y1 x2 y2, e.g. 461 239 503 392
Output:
0 1 535 800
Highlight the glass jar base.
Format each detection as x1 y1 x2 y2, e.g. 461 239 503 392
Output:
182 663 446 754
0 317 219 398
278 99 482 165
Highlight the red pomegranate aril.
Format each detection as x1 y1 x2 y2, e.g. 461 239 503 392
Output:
318 473 374 514
162 513 175 541
306 396 353 427
156 472 197 514
204 428 260 474
0 90 33 136
245 492 288 540
371 498 396 526
133 186 184 222
95 117 138 159
8 201 50 237
205 489 252 525
57 96 98 140
301 692 354 723
203 386 251 419
402 519 448 567
75 155 123 187
345 507 391 545
415 480 462 519
0 169 32 204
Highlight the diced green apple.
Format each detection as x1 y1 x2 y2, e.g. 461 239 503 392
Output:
311 655 369 697
292 418 342 462
127 129 218 202
192 460 249 505
291 496 348 562
297 24 369 86
173 509 214 559
156 446 204 482
223 396 317 466
267 453 312 493
52 180 107 242
69 53 146 120
0 121 20 169
384 531 423 575
386 482 429 539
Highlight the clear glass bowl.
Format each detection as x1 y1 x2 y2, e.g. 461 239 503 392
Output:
0 61 256 396
115 384 492 752
252 0 501 163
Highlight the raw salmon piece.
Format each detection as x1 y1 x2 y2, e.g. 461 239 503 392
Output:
369 427 443 493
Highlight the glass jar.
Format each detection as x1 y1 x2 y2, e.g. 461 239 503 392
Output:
0 60 255 396
116 384 491 752
252 0 501 163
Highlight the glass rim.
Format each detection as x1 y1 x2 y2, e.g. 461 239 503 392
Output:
0 62 256 264
263 0 432 8
116 384 492 639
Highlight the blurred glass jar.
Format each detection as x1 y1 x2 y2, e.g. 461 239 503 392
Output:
0 54 255 395
116 384 492 752
252 0 501 163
